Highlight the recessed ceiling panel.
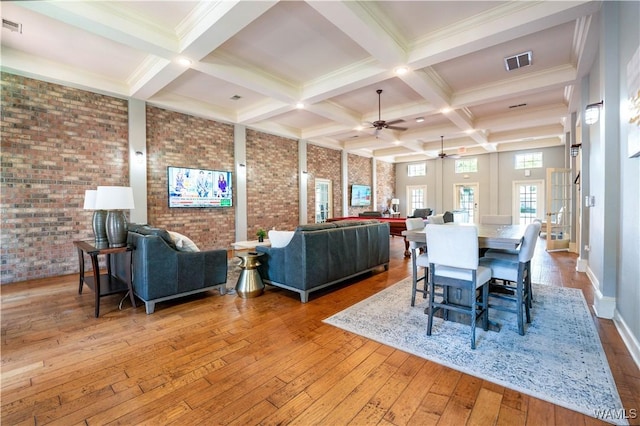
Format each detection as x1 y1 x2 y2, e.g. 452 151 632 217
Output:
469 88 566 118
1 3 147 81
212 1 370 84
431 22 575 92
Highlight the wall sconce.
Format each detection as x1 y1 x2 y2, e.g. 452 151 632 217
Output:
585 100 603 125
570 144 582 157
238 163 246 168
135 151 144 164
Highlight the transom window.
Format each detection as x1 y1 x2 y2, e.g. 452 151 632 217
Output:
515 152 543 169
455 158 477 173
407 163 426 177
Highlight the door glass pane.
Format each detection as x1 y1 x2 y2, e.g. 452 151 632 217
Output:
315 180 331 223
457 186 475 223
518 184 538 224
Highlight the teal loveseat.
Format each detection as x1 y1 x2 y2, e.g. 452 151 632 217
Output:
113 225 227 314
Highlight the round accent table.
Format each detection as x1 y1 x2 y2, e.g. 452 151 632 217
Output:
235 252 265 298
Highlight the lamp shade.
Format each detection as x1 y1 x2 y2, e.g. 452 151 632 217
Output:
95 186 135 210
391 198 400 205
83 190 97 210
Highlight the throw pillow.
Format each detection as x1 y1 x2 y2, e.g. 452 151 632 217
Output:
167 231 200 252
268 230 294 248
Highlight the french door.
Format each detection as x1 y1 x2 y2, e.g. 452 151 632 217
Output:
405 185 428 217
545 168 571 251
314 179 332 223
453 183 478 223
512 180 544 225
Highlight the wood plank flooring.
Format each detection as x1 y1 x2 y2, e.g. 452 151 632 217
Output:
2 236 639 425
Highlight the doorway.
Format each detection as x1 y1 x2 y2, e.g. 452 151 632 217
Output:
453 183 479 224
512 180 545 225
315 178 332 223
405 185 428 217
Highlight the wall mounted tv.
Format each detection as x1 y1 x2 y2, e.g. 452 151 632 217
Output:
167 166 232 208
350 184 371 207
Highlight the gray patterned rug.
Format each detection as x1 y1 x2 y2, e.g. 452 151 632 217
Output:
323 278 625 423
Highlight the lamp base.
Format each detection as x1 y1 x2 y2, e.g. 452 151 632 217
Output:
105 211 128 247
92 210 109 245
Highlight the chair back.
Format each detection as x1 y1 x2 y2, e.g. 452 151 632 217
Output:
427 214 445 224
406 218 426 250
518 221 542 263
426 224 479 270
405 218 425 231
412 208 432 218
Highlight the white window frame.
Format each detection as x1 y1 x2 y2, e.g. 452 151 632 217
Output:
407 163 426 177
454 158 478 174
515 152 543 169
405 185 428 217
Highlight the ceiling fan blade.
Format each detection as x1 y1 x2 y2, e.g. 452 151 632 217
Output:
386 125 407 131
385 119 405 126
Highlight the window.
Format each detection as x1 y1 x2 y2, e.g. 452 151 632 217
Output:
407 163 426 177
515 152 543 169
455 158 477 173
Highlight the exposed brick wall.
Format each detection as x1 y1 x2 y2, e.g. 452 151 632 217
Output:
306 144 343 222
0 73 391 284
246 129 299 234
376 160 396 212
347 154 373 216
146 106 235 250
0 73 129 284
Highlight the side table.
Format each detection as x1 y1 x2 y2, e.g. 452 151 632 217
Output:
73 240 135 317
235 251 265 298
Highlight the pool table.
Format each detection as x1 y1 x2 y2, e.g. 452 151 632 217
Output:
327 216 424 257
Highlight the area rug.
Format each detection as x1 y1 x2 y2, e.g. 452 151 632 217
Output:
323 278 626 423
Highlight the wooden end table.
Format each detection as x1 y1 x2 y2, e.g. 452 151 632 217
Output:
73 240 135 317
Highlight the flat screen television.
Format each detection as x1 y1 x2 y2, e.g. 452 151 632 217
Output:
350 184 371 207
167 166 232 208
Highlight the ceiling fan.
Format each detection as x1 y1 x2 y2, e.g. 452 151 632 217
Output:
437 135 460 159
368 89 407 137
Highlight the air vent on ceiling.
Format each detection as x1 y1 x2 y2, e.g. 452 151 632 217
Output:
230 95 242 101
504 51 532 71
2 18 22 33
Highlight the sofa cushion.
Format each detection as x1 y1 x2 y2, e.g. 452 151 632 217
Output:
167 231 200 252
134 226 176 249
268 230 294 248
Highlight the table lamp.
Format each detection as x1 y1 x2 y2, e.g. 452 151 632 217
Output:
83 189 108 245
391 198 400 213
95 186 135 247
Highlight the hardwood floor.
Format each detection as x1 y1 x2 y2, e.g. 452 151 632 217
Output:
2 237 639 425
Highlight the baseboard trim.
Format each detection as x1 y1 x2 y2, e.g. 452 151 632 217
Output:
576 257 588 272
614 310 640 370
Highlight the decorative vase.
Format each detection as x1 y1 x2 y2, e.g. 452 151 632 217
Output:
258 236 264 242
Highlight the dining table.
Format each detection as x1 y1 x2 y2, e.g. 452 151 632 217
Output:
403 223 527 331
403 223 526 250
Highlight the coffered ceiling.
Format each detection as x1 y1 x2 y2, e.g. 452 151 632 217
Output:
0 1 601 162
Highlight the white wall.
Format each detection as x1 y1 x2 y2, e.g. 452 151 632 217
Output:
586 1 639 366
395 146 565 219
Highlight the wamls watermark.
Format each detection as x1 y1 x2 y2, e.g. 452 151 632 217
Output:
593 408 637 422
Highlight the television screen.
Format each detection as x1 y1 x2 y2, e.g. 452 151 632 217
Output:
350 184 371 207
168 166 232 208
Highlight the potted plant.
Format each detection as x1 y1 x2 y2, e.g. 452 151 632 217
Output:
256 228 267 242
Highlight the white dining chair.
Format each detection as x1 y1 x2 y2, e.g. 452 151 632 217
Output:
406 218 428 306
479 221 541 335
425 224 491 349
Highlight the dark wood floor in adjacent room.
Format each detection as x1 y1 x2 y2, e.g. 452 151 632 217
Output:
2 236 639 425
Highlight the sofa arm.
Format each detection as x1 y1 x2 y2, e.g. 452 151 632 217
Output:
255 245 287 283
